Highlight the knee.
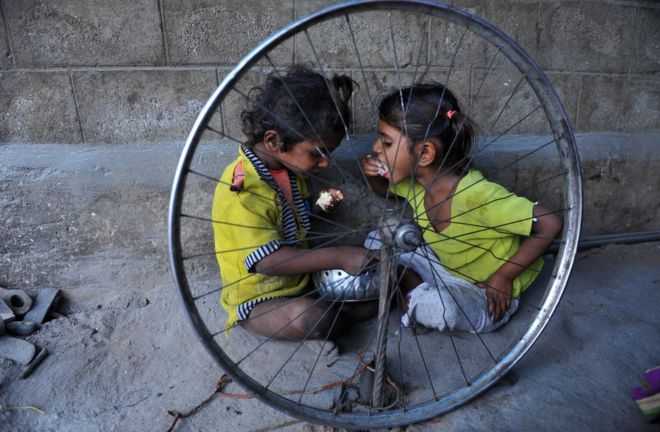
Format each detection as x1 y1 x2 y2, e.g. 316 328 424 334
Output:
288 299 328 339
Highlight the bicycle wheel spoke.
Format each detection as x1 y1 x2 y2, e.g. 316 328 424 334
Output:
421 137 559 216
265 297 342 390
205 124 244 145
345 13 376 119
191 228 360 300
297 300 346 405
302 27 389 215
234 293 331 366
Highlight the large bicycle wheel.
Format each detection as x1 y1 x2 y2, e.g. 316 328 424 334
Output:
168 1 582 428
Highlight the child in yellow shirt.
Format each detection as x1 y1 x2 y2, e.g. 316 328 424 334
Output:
362 83 562 333
213 66 374 343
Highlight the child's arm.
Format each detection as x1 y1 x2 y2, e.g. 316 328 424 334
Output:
361 155 390 197
254 245 376 276
478 205 563 321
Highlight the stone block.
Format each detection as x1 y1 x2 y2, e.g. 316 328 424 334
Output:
296 1 429 69
0 71 82 143
7 320 38 336
0 335 35 364
0 300 15 324
0 287 32 315
3 0 164 67
433 1 538 69
537 2 636 73
480 1 538 59
24 287 61 325
429 2 489 69
0 12 11 68
631 7 660 74
73 70 216 143
162 0 294 65
215 69 269 143
351 68 471 135
470 67 580 135
578 75 660 132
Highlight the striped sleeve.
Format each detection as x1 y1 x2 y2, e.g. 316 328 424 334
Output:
244 240 282 273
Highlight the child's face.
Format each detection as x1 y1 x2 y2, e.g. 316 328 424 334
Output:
278 132 343 177
372 120 415 184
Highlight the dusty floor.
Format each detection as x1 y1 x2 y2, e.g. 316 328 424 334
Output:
1 242 659 432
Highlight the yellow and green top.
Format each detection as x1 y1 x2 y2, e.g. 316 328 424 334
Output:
389 169 543 298
212 145 311 330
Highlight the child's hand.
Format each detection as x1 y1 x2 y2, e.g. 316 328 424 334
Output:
477 273 513 322
361 155 389 178
338 246 379 275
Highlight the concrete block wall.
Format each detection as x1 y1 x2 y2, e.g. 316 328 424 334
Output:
0 0 658 144
1 0 658 298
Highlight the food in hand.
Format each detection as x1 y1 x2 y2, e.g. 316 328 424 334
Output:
316 188 344 212
376 161 389 177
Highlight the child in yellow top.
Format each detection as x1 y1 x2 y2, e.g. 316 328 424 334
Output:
362 83 562 332
213 66 373 341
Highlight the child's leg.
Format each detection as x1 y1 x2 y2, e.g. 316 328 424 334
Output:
394 244 520 333
406 282 519 333
240 297 339 340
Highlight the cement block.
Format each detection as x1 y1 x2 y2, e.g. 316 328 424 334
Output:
72 70 216 143
3 0 164 67
6 320 38 336
480 1 538 59
162 0 294 65
216 69 269 143
428 2 490 69
433 1 538 69
0 335 35 364
314 7 418 67
0 11 11 68
0 300 15 324
537 2 636 73
0 287 32 315
470 67 580 135
0 71 82 143
351 68 471 135
631 7 660 74
578 75 660 132
24 287 61 325
296 1 429 68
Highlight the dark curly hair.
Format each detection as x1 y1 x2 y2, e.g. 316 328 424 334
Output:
379 83 476 174
241 65 354 150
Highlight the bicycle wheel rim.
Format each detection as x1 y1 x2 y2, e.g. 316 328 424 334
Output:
168 0 582 428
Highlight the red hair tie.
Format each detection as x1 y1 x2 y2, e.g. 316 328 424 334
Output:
446 110 457 119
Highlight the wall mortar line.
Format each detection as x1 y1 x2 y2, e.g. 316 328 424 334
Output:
0 0 16 68
69 72 86 143
628 7 640 78
157 0 170 65
575 74 583 132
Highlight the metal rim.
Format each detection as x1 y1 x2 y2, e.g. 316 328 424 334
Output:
168 0 583 428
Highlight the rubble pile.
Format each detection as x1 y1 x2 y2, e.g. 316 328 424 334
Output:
0 287 62 378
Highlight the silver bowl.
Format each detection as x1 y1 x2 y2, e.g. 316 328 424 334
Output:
313 268 379 302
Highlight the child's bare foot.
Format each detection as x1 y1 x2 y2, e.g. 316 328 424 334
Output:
303 339 340 366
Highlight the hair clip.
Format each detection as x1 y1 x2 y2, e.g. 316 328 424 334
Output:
446 110 457 119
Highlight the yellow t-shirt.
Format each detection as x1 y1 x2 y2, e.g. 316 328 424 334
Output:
389 169 543 298
212 146 311 330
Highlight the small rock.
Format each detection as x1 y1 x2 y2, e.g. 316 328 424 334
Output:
24 288 61 325
20 348 48 379
0 288 33 316
0 300 15 324
0 336 36 365
7 320 38 337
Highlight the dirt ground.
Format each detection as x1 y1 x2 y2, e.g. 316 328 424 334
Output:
1 242 659 431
